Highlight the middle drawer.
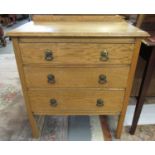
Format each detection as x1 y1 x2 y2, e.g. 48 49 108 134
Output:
24 66 129 88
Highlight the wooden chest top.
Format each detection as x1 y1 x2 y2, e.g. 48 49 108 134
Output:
8 21 149 37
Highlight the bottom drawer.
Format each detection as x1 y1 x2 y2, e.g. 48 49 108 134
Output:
28 89 125 115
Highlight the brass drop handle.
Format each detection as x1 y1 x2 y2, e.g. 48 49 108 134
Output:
98 74 107 84
44 50 53 61
100 50 109 61
50 99 58 107
47 74 55 84
96 99 104 107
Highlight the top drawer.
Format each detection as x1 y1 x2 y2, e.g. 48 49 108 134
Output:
19 43 134 65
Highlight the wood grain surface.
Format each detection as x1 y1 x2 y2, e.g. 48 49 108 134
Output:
7 21 149 37
32 15 124 22
116 39 142 138
20 43 134 65
12 38 40 138
24 66 129 88
28 89 125 115
19 37 135 44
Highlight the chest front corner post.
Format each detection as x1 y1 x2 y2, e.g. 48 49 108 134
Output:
115 39 142 139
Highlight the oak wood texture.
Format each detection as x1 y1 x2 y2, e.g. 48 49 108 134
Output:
12 38 40 138
116 39 142 138
28 89 125 115
24 66 129 88
32 15 124 22
8 21 149 37
19 38 135 44
8 15 148 139
19 43 134 65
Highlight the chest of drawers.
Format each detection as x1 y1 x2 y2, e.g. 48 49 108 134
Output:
8 17 149 139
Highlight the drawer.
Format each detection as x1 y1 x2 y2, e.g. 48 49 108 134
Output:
19 43 134 65
28 89 125 115
24 66 129 88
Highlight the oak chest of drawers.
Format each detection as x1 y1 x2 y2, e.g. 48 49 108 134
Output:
8 15 149 139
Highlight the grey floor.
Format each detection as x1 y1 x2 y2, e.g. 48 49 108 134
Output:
68 116 91 141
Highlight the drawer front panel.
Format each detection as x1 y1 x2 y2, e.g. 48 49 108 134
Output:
28 89 124 114
19 43 134 65
24 67 130 88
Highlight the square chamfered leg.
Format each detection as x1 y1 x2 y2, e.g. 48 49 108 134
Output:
116 39 142 139
12 38 40 138
27 112 40 138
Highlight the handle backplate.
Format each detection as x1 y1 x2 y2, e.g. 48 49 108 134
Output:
47 74 55 84
98 74 107 84
100 50 109 61
96 99 104 107
45 50 53 61
50 99 58 107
